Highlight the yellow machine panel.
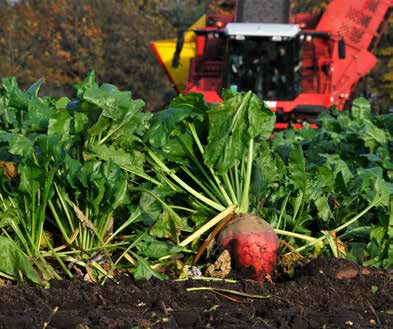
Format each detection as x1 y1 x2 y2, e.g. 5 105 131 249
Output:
150 15 206 93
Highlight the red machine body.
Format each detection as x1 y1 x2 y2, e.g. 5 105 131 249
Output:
160 0 392 128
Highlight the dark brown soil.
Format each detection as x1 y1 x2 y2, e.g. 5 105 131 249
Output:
0 258 392 329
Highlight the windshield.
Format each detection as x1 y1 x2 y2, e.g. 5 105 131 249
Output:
223 36 302 100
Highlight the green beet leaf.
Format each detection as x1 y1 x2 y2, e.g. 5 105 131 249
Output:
131 252 167 281
145 107 195 148
0 236 41 284
23 99 54 133
137 186 184 241
87 143 144 174
75 71 99 99
204 91 275 174
136 235 184 259
26 80 43 97
48 110 72 139
169 92 208 114
314 196 333 222
8 134 34 158
361 125 388 153
144 93 206 149
18 163 42 194
288 144 306 191
351 98 371 121
157 133 195 164
83 84 133 121
149 207 184 240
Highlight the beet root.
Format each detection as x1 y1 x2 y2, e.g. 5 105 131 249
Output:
217 214 279 281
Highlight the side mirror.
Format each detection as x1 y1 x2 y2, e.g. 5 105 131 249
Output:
338 39 346 59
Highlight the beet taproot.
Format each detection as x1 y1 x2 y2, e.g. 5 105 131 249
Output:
217 214 279 281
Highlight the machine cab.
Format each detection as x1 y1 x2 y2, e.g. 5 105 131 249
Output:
223 23 303 101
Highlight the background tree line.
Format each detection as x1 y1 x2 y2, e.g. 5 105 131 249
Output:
0 0 181 111
0 0 391 111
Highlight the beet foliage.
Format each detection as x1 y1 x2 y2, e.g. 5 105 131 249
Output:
0 73 391 285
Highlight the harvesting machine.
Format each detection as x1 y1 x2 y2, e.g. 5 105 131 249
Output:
151 0 393 128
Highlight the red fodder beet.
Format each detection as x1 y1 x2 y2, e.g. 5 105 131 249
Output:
217 214 279 281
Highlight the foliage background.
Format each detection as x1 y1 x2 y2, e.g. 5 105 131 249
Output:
0 0 391 111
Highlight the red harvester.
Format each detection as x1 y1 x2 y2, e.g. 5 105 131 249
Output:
152 0 393 128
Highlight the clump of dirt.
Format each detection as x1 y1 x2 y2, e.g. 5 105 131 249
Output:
0 257 391 329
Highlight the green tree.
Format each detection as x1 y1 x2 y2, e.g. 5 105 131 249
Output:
91 0 176 111
0 0 104 94
366 16 393 112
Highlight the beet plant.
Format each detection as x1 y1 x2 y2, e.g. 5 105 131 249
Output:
145 92 393 278
271 99 393 269
0 73 180 283
144 90 285 280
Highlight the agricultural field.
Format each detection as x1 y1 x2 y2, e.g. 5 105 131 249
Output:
0 258 392 328
0 73 391 328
